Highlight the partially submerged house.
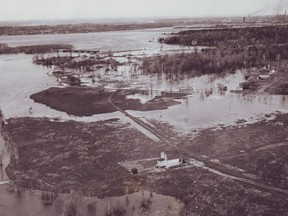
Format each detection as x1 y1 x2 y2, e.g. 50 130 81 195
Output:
258 66 277 80
217 83 228 91
56 74 81 86
240 81 257 90
67 75 81 86
156 151 183 168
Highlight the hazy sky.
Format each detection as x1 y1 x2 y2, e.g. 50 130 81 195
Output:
0 0 285 21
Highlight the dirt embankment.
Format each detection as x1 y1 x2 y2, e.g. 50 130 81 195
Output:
30 87 116 116
30 87 185 116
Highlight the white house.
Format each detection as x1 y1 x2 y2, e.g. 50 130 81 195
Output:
156 151 183 168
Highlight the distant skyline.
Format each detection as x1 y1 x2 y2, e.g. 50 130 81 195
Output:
0 0 287 21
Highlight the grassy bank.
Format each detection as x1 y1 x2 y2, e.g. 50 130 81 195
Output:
0 22 173 36
30 87 183 116
0 43 73 54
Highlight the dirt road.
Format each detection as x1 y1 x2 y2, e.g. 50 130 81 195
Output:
108 90 170 143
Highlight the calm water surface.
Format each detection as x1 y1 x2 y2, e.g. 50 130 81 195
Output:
0 28 181 52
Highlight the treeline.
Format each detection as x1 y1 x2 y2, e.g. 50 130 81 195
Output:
162 26 288 47
142 25 288 77
142 44 288 78
0 22 173 36
0 43 73 54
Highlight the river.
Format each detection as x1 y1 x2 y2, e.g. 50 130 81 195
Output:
0 27 288 215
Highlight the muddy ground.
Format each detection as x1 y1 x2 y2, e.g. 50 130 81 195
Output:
4 112 288 215
180 112 288 190
5 117 164 197
30 87 184 116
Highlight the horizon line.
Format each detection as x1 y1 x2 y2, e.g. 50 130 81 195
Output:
0 14 277 24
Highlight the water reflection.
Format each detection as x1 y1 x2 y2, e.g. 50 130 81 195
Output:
0 185 183 216
128 70 288 131
155 93 288 131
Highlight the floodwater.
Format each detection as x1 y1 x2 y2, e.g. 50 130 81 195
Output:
0 185 182 216
128 71 288 132
1 28 288 215
0 185 61 216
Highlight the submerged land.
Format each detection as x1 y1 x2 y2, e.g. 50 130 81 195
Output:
1 16 288 215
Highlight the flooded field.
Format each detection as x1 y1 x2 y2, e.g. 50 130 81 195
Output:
0 184 61 216
0 184 182 216
1 52 288 129
1 27 288 215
